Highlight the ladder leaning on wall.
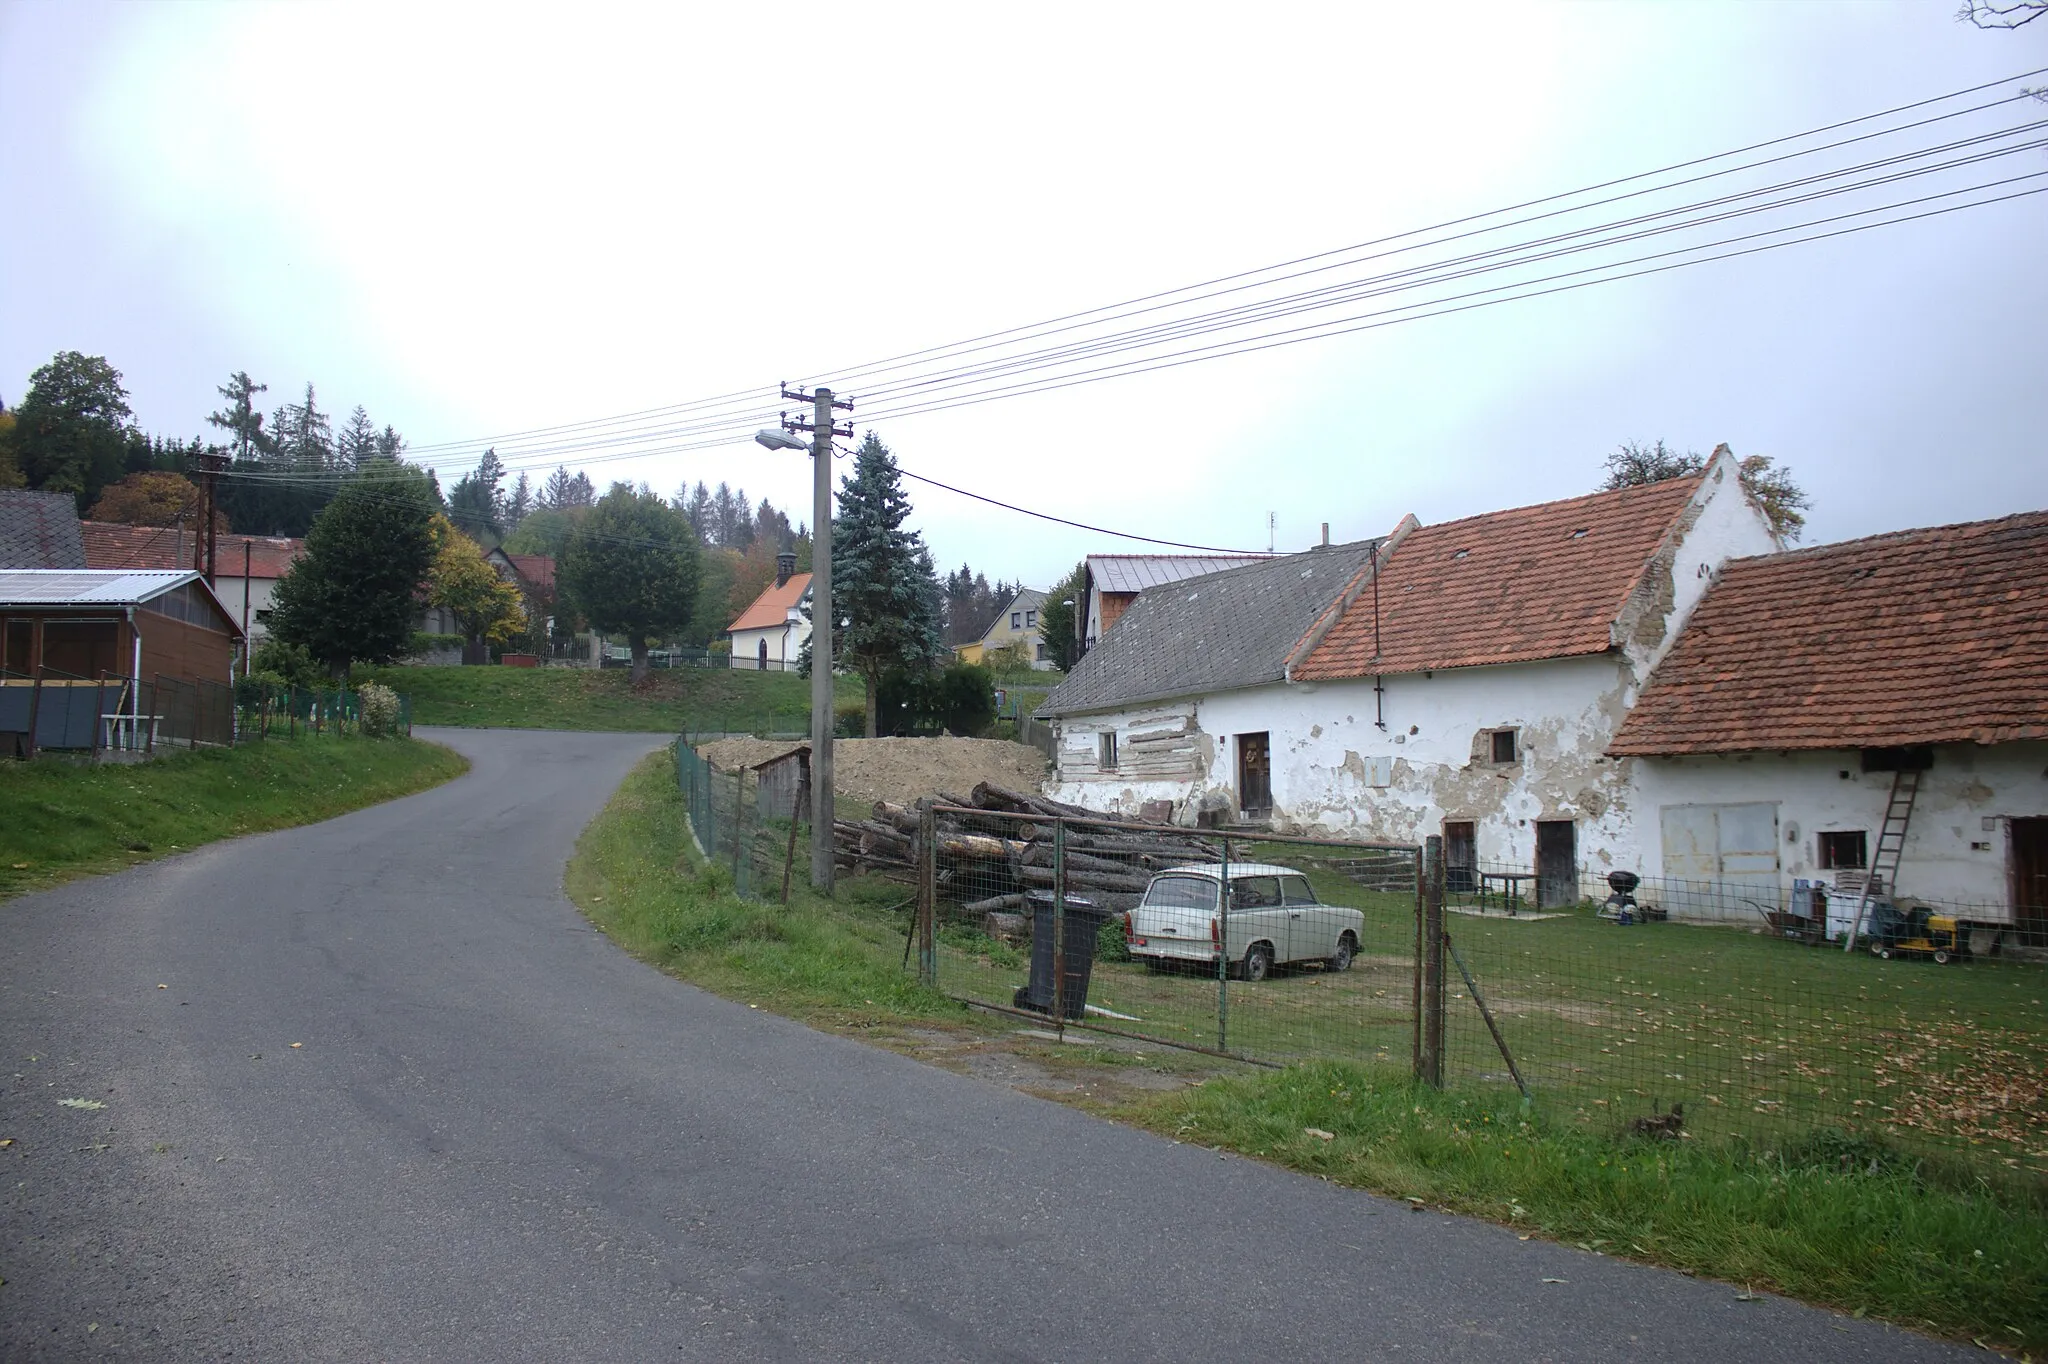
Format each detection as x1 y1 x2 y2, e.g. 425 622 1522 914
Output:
1842 768 1923 952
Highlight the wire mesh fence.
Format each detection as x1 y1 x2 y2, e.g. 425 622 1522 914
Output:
912 805 1424 1070
3 669 415 758
674 735 814 903
1433 854 2047 1170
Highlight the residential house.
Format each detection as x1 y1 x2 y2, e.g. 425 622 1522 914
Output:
0 490 87 569
486 548 557 652
81 521 302 646
1609 511 2048 939
956 588 1056 670
1078 554 1269 656
728 553 811 671
1040 448 1778 908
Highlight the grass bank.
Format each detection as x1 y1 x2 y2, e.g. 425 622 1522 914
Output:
0 734 469 899
1091 1062 2046 1350
357 664 862 733
566 746 953 1025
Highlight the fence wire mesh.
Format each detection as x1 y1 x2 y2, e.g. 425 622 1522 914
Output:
917 806 1423 1070
675 735 814 904
1434 854 2046 1170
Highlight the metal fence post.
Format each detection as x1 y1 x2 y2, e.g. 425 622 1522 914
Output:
1217 835 1232 1054
917 799 938 986
1419 834 1447 1088
731 766 746 890
1051 815 1067 1036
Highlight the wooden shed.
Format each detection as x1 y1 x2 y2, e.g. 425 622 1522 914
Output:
0 569 242 684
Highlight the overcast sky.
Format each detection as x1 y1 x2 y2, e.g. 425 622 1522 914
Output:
3 1 2043 588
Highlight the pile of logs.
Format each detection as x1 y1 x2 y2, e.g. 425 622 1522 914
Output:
832 782 1222 918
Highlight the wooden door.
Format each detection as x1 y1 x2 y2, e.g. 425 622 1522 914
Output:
1443 821 1476 894
1237 732 1272 817
1535 819 1577 909
2013 818 2048 948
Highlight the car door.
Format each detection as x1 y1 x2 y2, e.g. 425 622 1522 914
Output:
1280 874 1324 962
1229 875 1285 964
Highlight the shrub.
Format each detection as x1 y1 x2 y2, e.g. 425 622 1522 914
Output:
252 638 325 690
1097 914 1131 963
235 669 290 709
358 682 402 738
406 631 465 660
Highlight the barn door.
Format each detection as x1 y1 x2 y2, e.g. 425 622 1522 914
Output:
2012 818 2048 948
1443 821 1477 894
1237 732 1272 818
1535 820 1577 908
1659 802 1781 918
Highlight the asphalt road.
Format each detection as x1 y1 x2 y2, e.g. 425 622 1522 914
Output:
1 727 1969 1362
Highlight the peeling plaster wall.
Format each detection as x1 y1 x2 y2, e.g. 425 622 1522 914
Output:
1046 458 1777 864
1629 743 2048 919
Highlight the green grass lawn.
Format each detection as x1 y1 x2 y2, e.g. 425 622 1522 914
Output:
357 664 863 734
931 842 2048 1172
574 750 2048 1348
0 733 469 900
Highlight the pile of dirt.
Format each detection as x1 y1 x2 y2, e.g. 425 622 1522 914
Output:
694 735 1047 806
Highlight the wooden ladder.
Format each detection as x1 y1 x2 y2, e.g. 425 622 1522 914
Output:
1843 767 1923 951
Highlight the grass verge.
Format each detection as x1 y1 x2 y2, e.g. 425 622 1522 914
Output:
0 734 469 899
1086 1061 2047 1350
357 664 862 733
566 746 956 1026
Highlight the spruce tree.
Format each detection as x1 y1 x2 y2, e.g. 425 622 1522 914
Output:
820 431 944 736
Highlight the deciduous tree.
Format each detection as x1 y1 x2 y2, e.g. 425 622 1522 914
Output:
11 351 135 507
1038 562 1086 671
427 515 526 663
268 468 439 679
1597 439 1810 543
557 484 699 682
88 471 229 534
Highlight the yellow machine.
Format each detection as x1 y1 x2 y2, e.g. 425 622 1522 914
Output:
1868 903 1965 963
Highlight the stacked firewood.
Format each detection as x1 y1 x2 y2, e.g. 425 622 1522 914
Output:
831 782 1219 916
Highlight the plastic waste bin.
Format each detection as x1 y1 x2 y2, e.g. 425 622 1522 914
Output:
1012 890 1111 1021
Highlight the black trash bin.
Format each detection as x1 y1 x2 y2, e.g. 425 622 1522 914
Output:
1012 890 1111 1020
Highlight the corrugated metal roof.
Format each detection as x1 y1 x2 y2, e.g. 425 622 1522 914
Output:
1041 541 1382 717
0 568 203 607
1086 555 1270 594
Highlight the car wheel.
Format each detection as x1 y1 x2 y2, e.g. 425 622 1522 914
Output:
1932 949 1952 965
1327 934 1356 973
1877 947 1892 959
1243 943 1273 983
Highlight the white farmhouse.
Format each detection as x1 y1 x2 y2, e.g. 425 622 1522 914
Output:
1039 447 1778 909
1610 511 2048 942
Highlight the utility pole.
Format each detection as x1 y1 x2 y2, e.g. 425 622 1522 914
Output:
192 451 230 586
779 384 854 893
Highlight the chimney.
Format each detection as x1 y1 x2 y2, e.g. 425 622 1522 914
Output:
1319 522 1330 549
776 551 796 588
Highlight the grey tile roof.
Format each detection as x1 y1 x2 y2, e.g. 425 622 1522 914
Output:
1040 540 1382 717
0 491 87 569
1086 554 1270 594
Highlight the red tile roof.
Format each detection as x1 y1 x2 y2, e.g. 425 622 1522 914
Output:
728 572 811 633
1293 476 1704 680
1609 512 2048 755
81 522 303 578
503 553 555 593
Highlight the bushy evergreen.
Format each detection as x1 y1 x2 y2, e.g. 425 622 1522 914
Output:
268 469 440 679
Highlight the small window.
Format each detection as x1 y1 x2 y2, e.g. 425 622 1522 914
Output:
1818 831 1868 870
1490 729 1518 763
1280 875 1318 906
254 609 273 623
1230 876 1282 908
1011 612 1022 629
1024 609 1036 628
1098 731 1118 771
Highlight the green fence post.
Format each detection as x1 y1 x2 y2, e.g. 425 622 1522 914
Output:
1216 835 1232 1054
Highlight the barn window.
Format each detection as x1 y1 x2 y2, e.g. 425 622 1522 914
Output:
1818 831 1867 870
1489 728 1519 763
1098 731 1119 771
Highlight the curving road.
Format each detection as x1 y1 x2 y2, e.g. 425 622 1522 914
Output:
2 727 1964 1362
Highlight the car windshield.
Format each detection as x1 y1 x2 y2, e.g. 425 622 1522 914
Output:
1144 875 1219 909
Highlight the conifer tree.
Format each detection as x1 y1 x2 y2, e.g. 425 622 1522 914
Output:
814 432 944 736
268 468 439 679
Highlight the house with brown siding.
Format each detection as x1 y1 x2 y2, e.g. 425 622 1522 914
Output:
0 569 242 684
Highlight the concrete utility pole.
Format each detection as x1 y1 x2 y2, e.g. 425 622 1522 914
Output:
769 384 854 894
808 386 836 893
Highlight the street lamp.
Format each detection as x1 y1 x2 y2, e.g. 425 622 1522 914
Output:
755 429 808 452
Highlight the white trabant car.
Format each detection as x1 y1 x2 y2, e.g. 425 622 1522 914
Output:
1123 863 1364 982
